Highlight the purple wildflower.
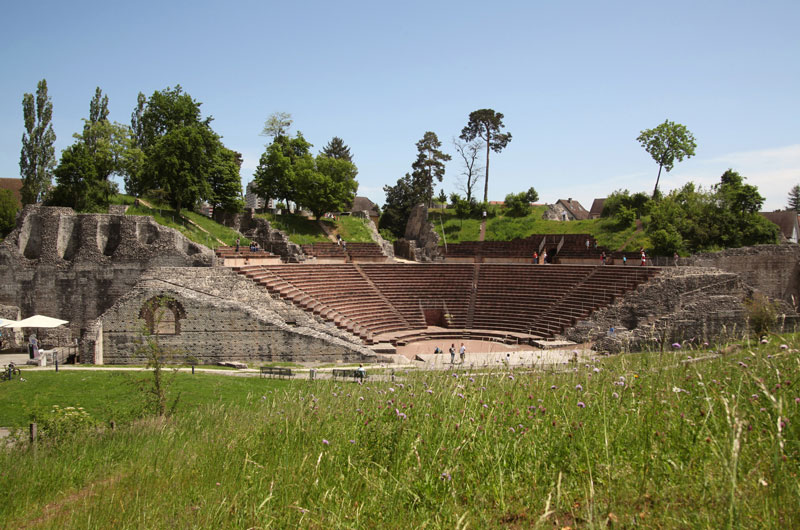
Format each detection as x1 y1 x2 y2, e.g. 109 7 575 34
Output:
550 385 557 390
349 439 356 444
577 402 586 408
575 384 583 391
612 392 619 399
322 439 330 445
672 343 681 349
781 344 789 350
440 472 451 481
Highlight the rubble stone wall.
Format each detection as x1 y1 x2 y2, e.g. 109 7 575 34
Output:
566 267 800 353
0 206 214 345
683 244 800 306
88 267 376 364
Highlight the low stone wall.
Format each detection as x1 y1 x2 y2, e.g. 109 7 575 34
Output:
87 267 377 364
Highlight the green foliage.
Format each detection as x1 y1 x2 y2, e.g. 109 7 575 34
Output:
136 296 183 417
745 292 779 337
637 120 697 196
144 124 217 213
50 88 140 211
297 154 359 220
0 189 20 236
380 173 420 238
502 191 532 217
28 404 97 443
460 109 511 203
19 79 57 205
321 136 353 162
261 111 293 139
207 147 244 213
129 86 241 214
646 170 778 254
411 131 451 206
602 189 651 219
787 184 800 212
614 205 636 229
50 142 110 212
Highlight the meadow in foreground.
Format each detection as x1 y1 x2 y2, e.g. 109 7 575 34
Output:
0 337 798 528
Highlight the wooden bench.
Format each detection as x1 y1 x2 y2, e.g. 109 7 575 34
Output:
260 366 293 379
332 368 367 381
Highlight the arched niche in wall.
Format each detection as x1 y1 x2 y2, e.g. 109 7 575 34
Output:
138 295 186 335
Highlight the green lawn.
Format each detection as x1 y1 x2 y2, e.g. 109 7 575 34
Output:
0 335 797 527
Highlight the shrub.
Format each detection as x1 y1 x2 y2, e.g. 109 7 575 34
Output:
745 292 778 337
29 405 97 442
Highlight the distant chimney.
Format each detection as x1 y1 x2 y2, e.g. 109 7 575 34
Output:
568 198 572 202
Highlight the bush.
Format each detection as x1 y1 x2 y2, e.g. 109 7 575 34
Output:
745 292 778 337
29 405 97 442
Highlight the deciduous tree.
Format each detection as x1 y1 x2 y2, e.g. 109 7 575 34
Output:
452 137 483 204
459 109 511 204
19 79 57 205
261 112 293 140
636 120 697 198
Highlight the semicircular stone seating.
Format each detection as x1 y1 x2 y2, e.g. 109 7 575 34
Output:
232 262 659 346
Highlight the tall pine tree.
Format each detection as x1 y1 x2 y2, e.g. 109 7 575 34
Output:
411 131 450 207
20 79 57 205
787 184 800 212
321 137 353 162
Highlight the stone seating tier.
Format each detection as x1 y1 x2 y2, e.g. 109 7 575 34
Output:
232 263 660 344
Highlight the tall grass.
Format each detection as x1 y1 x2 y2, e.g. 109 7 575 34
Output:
1 338 798 527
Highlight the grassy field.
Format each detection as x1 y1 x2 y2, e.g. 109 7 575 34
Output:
1 336 798 527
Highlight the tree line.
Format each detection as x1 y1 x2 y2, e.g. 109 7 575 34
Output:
14 80 358 221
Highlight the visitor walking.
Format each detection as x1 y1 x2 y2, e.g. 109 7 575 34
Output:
235 237 240 253
459 343 466 364
449 344 456 364
533 251 538 264
623 255 627 266
640 249 646 266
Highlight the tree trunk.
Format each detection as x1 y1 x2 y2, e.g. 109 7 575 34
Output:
652 164 663 198
483 129 491 205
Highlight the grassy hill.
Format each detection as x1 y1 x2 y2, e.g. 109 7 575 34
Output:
430 206 651 251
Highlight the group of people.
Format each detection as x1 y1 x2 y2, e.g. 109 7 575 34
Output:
532 251 548 264
233 238 262 253
434 343 466 364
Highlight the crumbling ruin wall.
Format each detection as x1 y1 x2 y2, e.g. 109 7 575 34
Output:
565 267 800 353
88 267 376 364
396 205 442 262
0 206 214 346
683 244 800 307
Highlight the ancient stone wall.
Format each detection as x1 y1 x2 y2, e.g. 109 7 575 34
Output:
566 267 800 353
0 206 214 345
683 244 800 306
401 205 442 262
88 267 377 364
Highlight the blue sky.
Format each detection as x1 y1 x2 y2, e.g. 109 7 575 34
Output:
1 0 798 210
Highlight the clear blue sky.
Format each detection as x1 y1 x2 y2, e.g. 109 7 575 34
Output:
1 0 798 211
